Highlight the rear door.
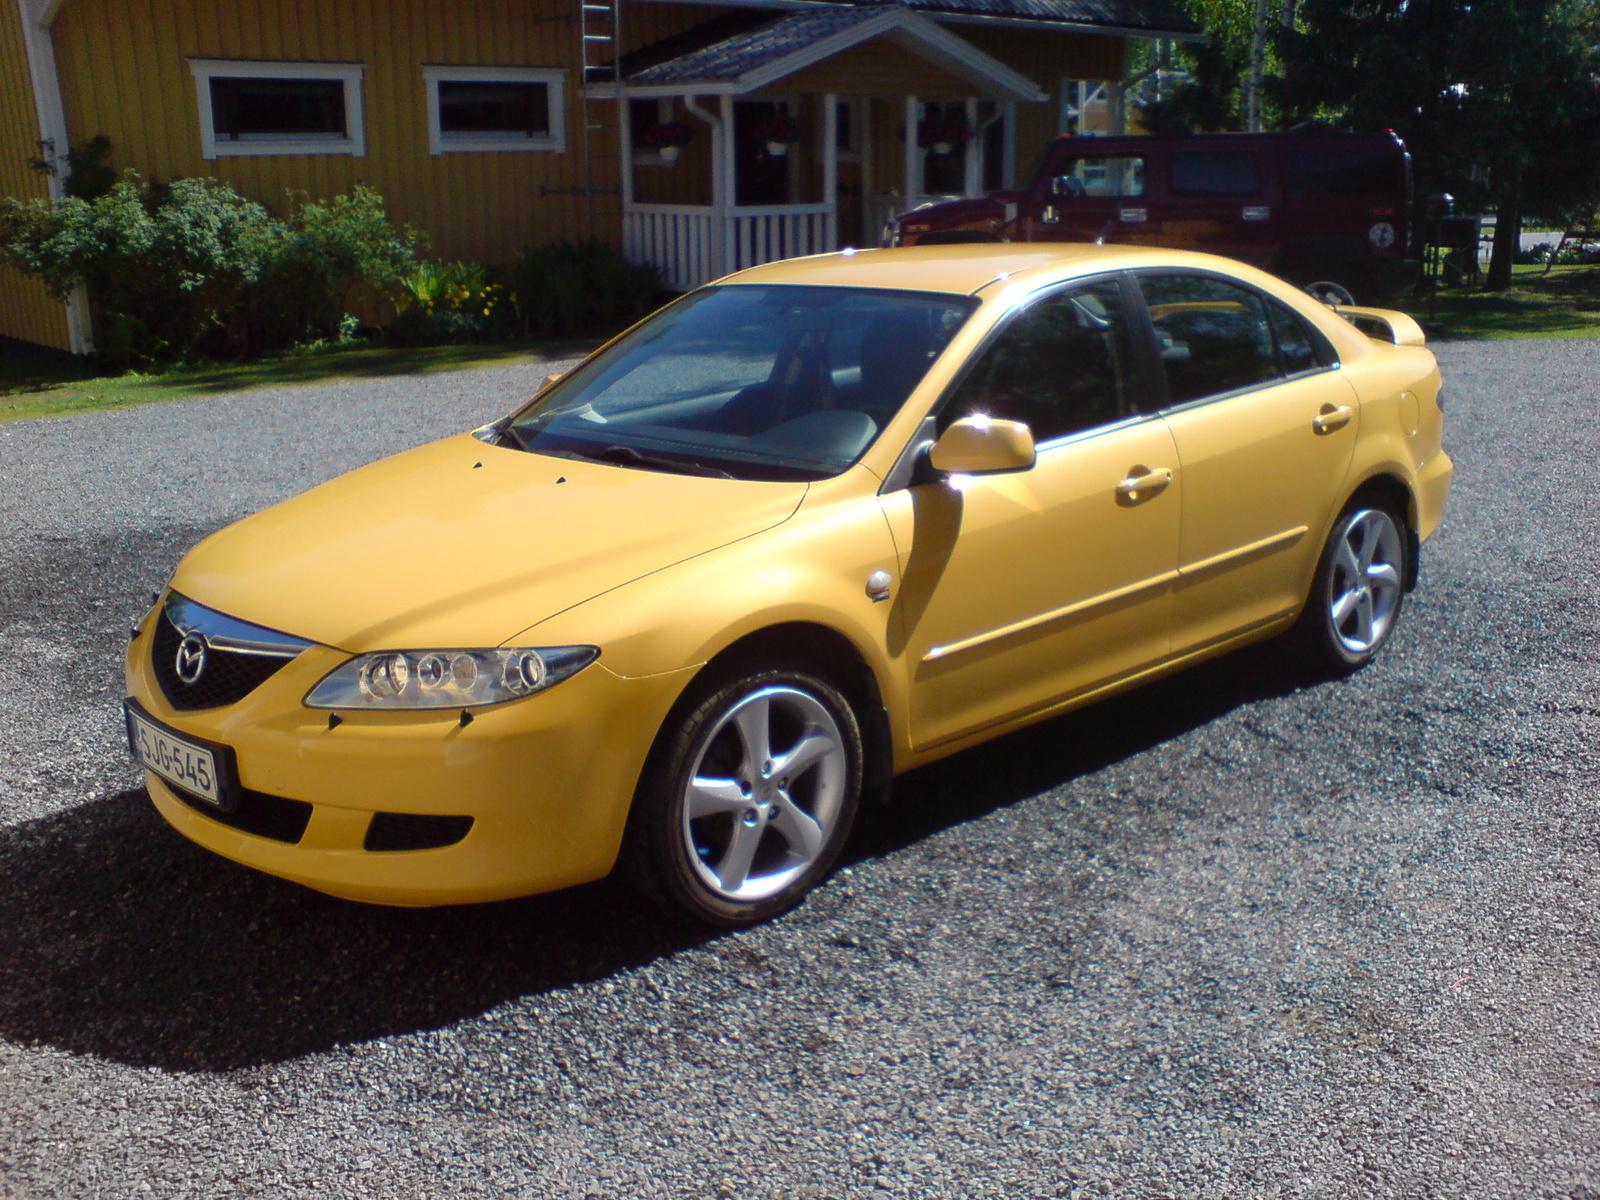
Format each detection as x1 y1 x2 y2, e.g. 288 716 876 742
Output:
1134 271 1359 652
1159 147 1276 267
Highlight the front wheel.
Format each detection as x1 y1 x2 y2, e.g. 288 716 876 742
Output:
1296 501 1409 672
625 667 863 927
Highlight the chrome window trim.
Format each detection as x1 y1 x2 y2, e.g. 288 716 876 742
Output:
1130 266 1344 417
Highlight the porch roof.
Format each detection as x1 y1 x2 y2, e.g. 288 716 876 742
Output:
598 6 1047 100
640 0 1201 41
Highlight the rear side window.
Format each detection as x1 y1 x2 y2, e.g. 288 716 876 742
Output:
1139 274 1277 404
941 278 1139 442
1170 151 1261 198
1282 145 1404 197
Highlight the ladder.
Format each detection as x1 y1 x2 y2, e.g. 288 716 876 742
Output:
578 0 623 220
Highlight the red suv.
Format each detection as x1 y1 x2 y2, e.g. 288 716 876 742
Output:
889 130 1418 306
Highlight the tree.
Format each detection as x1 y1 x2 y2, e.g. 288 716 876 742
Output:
1278 0 1600 289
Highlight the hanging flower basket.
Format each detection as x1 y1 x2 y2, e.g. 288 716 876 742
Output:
640 121 693 164
753 113 803 157
917 119 974 154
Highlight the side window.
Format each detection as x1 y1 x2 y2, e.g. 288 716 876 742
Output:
941 279 1137 443
1140 274 1277 405
1049 155 1145 199
1265 298 1325 374
1170 151 1261 198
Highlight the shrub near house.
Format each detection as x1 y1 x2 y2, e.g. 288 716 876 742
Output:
0 173 419 364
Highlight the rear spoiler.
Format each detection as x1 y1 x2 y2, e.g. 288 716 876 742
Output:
1332 305 1426 347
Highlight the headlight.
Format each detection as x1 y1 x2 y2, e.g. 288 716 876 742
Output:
304 646 599 710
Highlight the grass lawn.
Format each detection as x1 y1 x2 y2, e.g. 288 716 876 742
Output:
1399 263 1600 340
0 337 598 425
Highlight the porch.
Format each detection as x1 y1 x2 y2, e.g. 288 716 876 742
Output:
596 7 1048 291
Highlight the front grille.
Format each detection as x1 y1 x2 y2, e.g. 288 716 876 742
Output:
364 812 475 852
167 783 314 844
149 593 312 712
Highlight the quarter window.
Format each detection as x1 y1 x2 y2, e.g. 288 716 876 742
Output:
424 67 566 154
1170 151 1261 198
942 279 1139 443
1140 274 1278 404
189 60 364 158
1265 299 1324 374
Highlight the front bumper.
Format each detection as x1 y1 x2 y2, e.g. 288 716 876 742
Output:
127 628 693 905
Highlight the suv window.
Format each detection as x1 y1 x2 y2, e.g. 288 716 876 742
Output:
1049 155 1145 199
1139 274 1278 404
1282 146 1403 197
941 278 1139 442
1170 151 1262 198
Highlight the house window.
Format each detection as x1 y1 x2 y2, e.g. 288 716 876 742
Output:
189 60 364 159
424 66 566 154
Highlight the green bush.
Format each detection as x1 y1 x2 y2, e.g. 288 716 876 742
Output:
510 238 660 337
388 259 514 345
0 172 420 364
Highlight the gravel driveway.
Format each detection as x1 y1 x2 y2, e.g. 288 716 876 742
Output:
2 341 1598 1200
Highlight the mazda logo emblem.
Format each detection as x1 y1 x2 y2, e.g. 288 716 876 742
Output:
175 630 209 685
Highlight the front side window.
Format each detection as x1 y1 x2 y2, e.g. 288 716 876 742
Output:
940 278 1139 443
505 286 976 482
1049 155 1145 199
424 66 566 154
1139 274 1280 404
189 60 364 158
1170 151 1261 198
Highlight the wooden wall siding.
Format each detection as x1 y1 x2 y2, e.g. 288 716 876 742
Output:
776 40 983 100
45 0 702 269
962 27 1125 170
0 3 74 350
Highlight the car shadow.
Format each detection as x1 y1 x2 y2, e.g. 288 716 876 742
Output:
0 640 1318 1072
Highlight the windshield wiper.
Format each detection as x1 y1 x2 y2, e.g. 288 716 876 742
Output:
584 444 735 479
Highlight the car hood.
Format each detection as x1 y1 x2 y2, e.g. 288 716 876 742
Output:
899 196 1008 234
170 433 808 651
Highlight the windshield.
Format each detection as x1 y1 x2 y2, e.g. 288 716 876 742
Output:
505 284 977 482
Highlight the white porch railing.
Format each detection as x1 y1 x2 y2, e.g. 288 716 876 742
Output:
625 202 834 292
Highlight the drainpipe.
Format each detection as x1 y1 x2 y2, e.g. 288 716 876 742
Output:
15 0 94 355
685 94 725 279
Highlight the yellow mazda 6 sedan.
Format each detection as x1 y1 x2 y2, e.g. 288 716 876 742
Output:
124 243 1451 926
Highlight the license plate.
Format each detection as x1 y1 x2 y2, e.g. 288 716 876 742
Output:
124 700 236 810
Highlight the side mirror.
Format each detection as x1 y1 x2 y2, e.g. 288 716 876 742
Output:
927 415 1036 475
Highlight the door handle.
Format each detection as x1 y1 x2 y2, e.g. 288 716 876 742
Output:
1116 466 1173 504
1312 403 1354 434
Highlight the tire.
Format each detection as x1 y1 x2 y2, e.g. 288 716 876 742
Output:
1295 499 1409 673
1285 261 1374 307
624 666 863 927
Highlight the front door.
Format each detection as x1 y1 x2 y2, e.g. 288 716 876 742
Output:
1024 149 1158 246
879 276 1181 750
734 101 793 206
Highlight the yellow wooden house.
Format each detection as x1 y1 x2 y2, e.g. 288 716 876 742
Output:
1 0 1197 355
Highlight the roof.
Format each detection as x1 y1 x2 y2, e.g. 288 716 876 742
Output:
718 242 1139 295
604 6 1048 100
833 0 1198 36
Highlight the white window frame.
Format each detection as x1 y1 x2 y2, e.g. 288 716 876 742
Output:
189 59 365 159
423 65 567 155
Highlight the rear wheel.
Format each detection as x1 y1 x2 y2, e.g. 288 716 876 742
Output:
625 666 862 927
1295 500 1409 672
1283 260 1374 307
